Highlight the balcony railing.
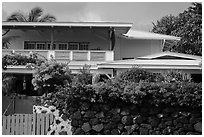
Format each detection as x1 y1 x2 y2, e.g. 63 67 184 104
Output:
2 49 114 62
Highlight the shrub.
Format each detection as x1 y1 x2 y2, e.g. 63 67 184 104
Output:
161 70 191 82
32 61 72 94
72 64 92 85
116 67 161 83
2 52 44 70
36 67 202 116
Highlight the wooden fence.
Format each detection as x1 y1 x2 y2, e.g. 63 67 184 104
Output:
2 113 54 135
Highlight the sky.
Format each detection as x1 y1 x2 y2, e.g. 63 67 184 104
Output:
2 2 191 31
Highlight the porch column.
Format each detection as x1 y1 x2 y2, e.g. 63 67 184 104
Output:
51 27 54 50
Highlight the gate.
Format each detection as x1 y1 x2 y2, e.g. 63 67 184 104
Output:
2 113 54 135
2 95 35 115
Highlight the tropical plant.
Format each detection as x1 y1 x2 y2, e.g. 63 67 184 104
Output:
152 2 202 56
6 7 56 22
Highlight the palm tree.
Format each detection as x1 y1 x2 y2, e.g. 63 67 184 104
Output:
3 7 56 48
6 6 56 22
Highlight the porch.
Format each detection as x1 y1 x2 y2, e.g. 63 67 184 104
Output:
2 49 114 62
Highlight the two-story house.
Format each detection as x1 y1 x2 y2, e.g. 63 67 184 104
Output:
2 21 202 114
2 21 202 82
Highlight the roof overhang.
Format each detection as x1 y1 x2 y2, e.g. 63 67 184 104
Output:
98 59 202 70
138 52 202 60
122 29 181 41
2 21 133 34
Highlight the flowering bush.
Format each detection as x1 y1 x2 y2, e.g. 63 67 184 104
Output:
32 61 72 95
2 52 44 70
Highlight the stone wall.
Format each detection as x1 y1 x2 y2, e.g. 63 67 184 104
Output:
70 101 202 135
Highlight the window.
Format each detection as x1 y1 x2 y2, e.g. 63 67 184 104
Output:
36 43 46 50
24 42 36 49
47 43 56 50
68 42 79 50
59 43 68 50
79 42 89 50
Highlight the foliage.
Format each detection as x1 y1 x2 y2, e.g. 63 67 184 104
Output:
2 74 16 95
6 7 56 22
72 64 92 85
2 52 44 70
36 68 202 115
161 70 191 83
32 61 72 95
152 2 202 56
116 67 162 83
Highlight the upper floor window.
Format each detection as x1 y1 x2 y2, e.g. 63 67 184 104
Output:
36 43 46 50
24 41 89 50
59 43 68 50
24 42 36 49
68 42 79 50
79 42 89 50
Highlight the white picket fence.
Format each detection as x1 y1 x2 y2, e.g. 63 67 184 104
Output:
2 113 54 135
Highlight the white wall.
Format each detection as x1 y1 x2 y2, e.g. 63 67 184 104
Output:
114 37 162 60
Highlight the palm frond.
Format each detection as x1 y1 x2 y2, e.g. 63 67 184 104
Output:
2 36 20 49
28 7 43 22
39 14 56 22
6 12 27 22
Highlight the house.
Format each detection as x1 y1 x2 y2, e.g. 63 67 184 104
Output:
2 21 202 81
2 21 202 114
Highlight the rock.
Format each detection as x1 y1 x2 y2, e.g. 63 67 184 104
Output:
175 123 183 129
165 121 173 126
71 111 81 120
82 122 91 132
101 117 109 123
92 124 104 132
95 111 104 118
194 122 202 132
162 126 172 135
102 105 110 112
103 130 110 135
132 131 139 135
74 128 84 135
111 108 120 115
133 115 143 124
71 119 79 127
189 117 201 124
84 111 95 118
104 122 117 130
158 122 166 129
59 131 68 135
121 132 128 135
89 118 99 125
141 124 152 130
121 109 129 115
81 102 90 110
111 114 121 123
173 130 179 135
117 123 124 131
139 127 148 135
111 129 120 135
176 116 188 124
183 124 193 131
121 116 133 125
124 125 136 134
148 117 159 127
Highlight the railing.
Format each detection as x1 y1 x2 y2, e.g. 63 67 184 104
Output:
2 49 114 61
2 113 54 135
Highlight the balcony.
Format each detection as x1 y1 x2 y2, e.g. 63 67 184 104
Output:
2 49 114 62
